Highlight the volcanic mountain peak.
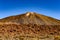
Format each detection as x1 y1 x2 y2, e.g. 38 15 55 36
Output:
0 12 60 25
0 12 60 40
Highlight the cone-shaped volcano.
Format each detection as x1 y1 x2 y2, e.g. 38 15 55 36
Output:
0 12 60 40
0 12 60 25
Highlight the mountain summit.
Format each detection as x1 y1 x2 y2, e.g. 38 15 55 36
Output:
0 12 60 25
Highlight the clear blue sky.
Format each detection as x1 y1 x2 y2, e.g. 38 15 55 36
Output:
0 0 60 20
